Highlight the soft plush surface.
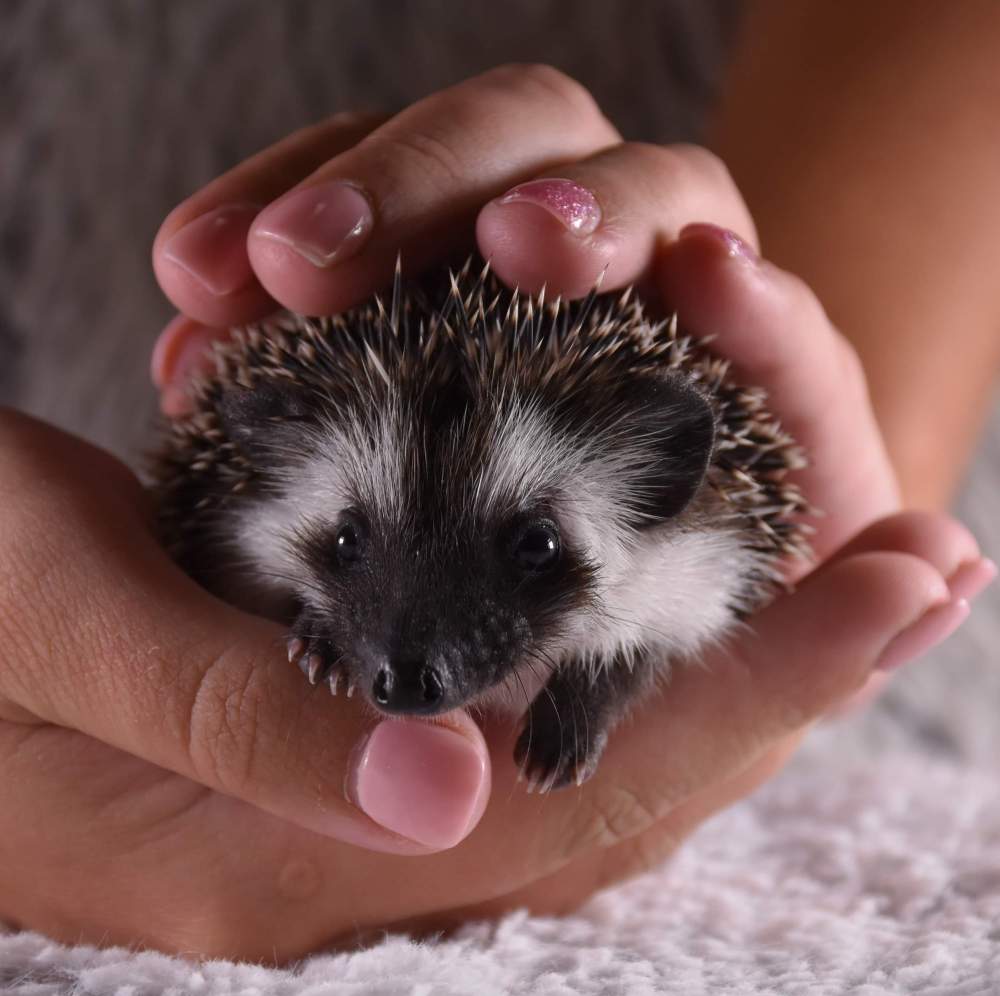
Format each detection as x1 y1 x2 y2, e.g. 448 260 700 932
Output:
4 755 1000 995
2 2 999 992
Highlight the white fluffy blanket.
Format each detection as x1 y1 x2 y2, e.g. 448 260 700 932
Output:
4 751 1000 994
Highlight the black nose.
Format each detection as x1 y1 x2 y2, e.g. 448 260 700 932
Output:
372 661 445 714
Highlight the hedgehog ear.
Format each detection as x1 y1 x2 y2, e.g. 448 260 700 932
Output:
215 382 312 463
624 375 716 526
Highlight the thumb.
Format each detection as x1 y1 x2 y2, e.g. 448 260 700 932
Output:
0 411 490 853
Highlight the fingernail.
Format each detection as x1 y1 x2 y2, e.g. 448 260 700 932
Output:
875 598 970 672
496 178 602 237
252 181 374 268
151 316 226 416
948 557 997 602
150 314 189 389
161 203 260 296
679 222 759 264
348 720 488 849
160 386 193 418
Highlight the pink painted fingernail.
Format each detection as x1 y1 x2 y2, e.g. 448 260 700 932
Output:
497 178 602 237
875 598 970 672
947 558 997 602
348 720 489 849
252 181 374 268
679 222 759 264
161 203 260 296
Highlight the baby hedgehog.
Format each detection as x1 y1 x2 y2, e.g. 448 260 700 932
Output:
151 258 809 790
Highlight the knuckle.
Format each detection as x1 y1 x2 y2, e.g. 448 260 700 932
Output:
184 654 263 797
625 142 755 239
600 827 683 890
363 64 613 200
375 129 468 194
485 63 604 125
285 111 389 154
564 782 662 857
616 142 695 193
322 108 386 132
670 143 736 189
623 141 730 183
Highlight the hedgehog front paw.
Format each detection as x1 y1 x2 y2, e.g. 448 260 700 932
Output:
286 634 348 693
286 612 349 695
285 636 341 691
514 706 609 793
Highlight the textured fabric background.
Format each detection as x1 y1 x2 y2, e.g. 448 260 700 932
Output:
2 2 999 992
4 759 1000 995
0 0 737 454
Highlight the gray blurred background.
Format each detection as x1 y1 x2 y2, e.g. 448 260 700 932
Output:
2 0 997 768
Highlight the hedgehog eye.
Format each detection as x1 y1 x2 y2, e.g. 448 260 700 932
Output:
512 521 561 573
334 511 367 564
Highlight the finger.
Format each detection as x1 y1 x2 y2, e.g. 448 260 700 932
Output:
476 141 757 298
0 721 431 959
481 537 964 869
831 509 994 600
153 111 388 327
0 412 489 854
816 508 991 713
245 64 620 315
150 315 230 416
414 735 802 932
614 549 961 827
656 225 900 559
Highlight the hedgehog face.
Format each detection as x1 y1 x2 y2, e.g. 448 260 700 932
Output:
221 373 731 717
153 265 810 783
286 503 600 714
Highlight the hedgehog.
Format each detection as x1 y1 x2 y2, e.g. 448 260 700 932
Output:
151 257 810 791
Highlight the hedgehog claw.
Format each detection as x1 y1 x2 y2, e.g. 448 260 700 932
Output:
287 637 306 667
294 646 346 690
286 615 348 694
304 654 325 686
520 765 561 795
514 712 608 792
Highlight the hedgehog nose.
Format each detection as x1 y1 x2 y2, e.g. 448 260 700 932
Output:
372 660 445 714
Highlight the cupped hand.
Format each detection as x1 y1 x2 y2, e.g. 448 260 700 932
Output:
152 63 908 723
153 65 895 563
0 409 984 960
2 67 989 961
153 66 912 732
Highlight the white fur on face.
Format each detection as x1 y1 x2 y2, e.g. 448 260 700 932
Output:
228 390 751 696
555 525 756 670
230 399 411 607
472 395 752 674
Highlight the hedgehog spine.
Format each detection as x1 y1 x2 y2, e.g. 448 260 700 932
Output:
151 256 810 790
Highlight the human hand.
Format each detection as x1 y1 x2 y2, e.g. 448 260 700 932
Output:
0 409 984 962
152 65 898 566
2 66 978 960
152 63 912 731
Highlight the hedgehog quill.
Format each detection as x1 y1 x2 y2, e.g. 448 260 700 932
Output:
152 258 810 791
